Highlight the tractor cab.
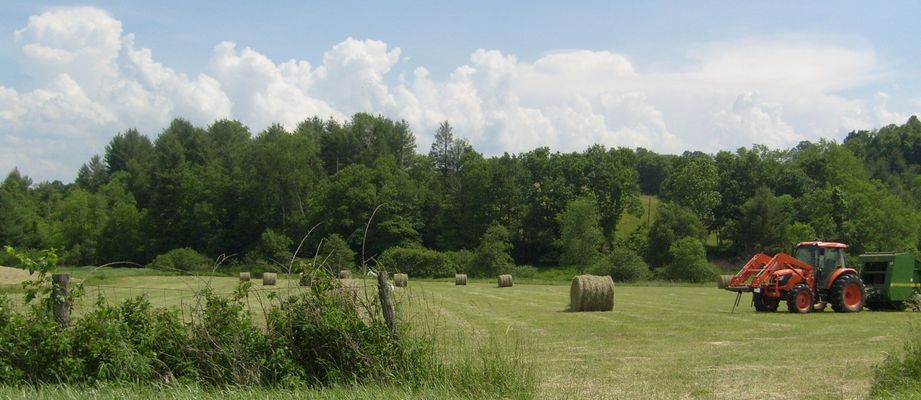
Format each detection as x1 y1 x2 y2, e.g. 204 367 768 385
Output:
793 242 848 288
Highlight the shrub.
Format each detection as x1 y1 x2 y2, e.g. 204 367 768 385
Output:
148 248 211 272
511 265 538 278
378 246 455 278
872 325 921 397
590 246 651 283
248 229 293 264
557 196 604 271
445 249 475 275
319 234 356 273
474 224 514 277
663 237 718 282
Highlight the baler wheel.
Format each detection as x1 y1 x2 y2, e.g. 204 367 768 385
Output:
830 274 865 313
786 284 813 314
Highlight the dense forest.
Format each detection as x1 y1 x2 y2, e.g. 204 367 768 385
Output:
2 113 921 280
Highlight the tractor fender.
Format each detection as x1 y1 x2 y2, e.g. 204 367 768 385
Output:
825 268 859 289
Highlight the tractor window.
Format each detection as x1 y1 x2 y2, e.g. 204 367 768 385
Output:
825 248 842 270
794 246 815 266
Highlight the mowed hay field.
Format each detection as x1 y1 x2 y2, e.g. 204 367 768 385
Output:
2 268 918 399
401 281 918 400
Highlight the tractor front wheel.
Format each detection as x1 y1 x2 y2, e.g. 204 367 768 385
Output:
830 274 865 313
753 293 779 312
786 284 814 314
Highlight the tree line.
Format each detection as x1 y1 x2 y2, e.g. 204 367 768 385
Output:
2 113 920 280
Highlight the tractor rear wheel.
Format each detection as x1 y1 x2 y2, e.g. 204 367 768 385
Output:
786 284 814 314
753 293 779 312
830 274 865 313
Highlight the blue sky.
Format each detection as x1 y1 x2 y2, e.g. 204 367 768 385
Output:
1 1 920 182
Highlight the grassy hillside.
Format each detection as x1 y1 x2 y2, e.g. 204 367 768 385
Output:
616 195 660 237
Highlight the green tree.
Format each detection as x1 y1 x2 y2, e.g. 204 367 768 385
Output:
474 224 514 277
557 196 604 271
664 237 718 282
662 153 720 226
726 187 794 254
646 203 706 267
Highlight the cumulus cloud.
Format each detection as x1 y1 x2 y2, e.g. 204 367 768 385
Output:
0 7 913 182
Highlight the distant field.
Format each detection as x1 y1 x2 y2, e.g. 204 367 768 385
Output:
1 268 918 399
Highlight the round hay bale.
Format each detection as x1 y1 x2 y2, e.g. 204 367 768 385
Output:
239 272 251 282
262 272 277 286
455 274 467 286
497 274 513 288
717 275 733 289
569 275 614 312
393 273 408 287
338 270 352 279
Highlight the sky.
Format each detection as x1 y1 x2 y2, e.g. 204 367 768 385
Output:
1 1 920 182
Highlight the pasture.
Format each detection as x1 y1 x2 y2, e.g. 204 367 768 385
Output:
2 268 919 399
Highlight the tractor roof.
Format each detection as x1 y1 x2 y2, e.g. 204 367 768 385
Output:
797 241 849 249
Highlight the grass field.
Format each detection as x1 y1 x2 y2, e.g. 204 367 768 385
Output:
2 268 920 399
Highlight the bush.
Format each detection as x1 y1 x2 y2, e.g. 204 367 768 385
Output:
445 249 475 275
378 246 455 278
872 325 921 397
590 246 650 283
148 248 211 272
474 224 514 277
663 237 718 282
511 265 538 279
319 234 356 273
248 229 293 264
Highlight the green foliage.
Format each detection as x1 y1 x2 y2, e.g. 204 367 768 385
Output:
590 245 650 283
556 196 604 272
725 187 794 254
318 234 357 272
663 237 718 282
662 153 721 225
4 246 58 304
646 203 706 267
444 249 475 276
249 229 293 264
872 325 921 397
148 248 211 272
474 224 514 277
378 246 455 278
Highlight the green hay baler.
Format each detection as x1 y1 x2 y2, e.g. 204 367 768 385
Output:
858 252 921 310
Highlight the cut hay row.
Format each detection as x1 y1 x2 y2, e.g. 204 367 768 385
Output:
455 274 467 286
570 275 614 312
497 274 513 288
338 270 352 279
717 275 733 289
239 272 250 282
393 273 408 287
262 272 277 286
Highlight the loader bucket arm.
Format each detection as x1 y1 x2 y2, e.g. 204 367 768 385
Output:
752 253 816 289
727 253 772 290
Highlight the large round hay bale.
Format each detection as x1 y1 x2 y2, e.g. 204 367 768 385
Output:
717 275 733 289
338 270 352 279
455 274 467 286
393 273 408 287
239 272 251 282
497 274 513 288
262 272 277 286
570 275 614 312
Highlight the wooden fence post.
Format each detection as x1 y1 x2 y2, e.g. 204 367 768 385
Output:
51 273 70 327
377 271 400 342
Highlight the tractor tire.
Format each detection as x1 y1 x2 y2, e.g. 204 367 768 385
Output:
786 284 814 314
753 293 779 312
829 274 865 313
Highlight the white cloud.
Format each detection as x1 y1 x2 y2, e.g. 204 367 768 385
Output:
0 7 914 182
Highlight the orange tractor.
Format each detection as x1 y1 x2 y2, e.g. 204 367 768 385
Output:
723 241 866 313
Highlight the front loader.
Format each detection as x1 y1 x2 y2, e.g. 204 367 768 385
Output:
723 242 865 313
